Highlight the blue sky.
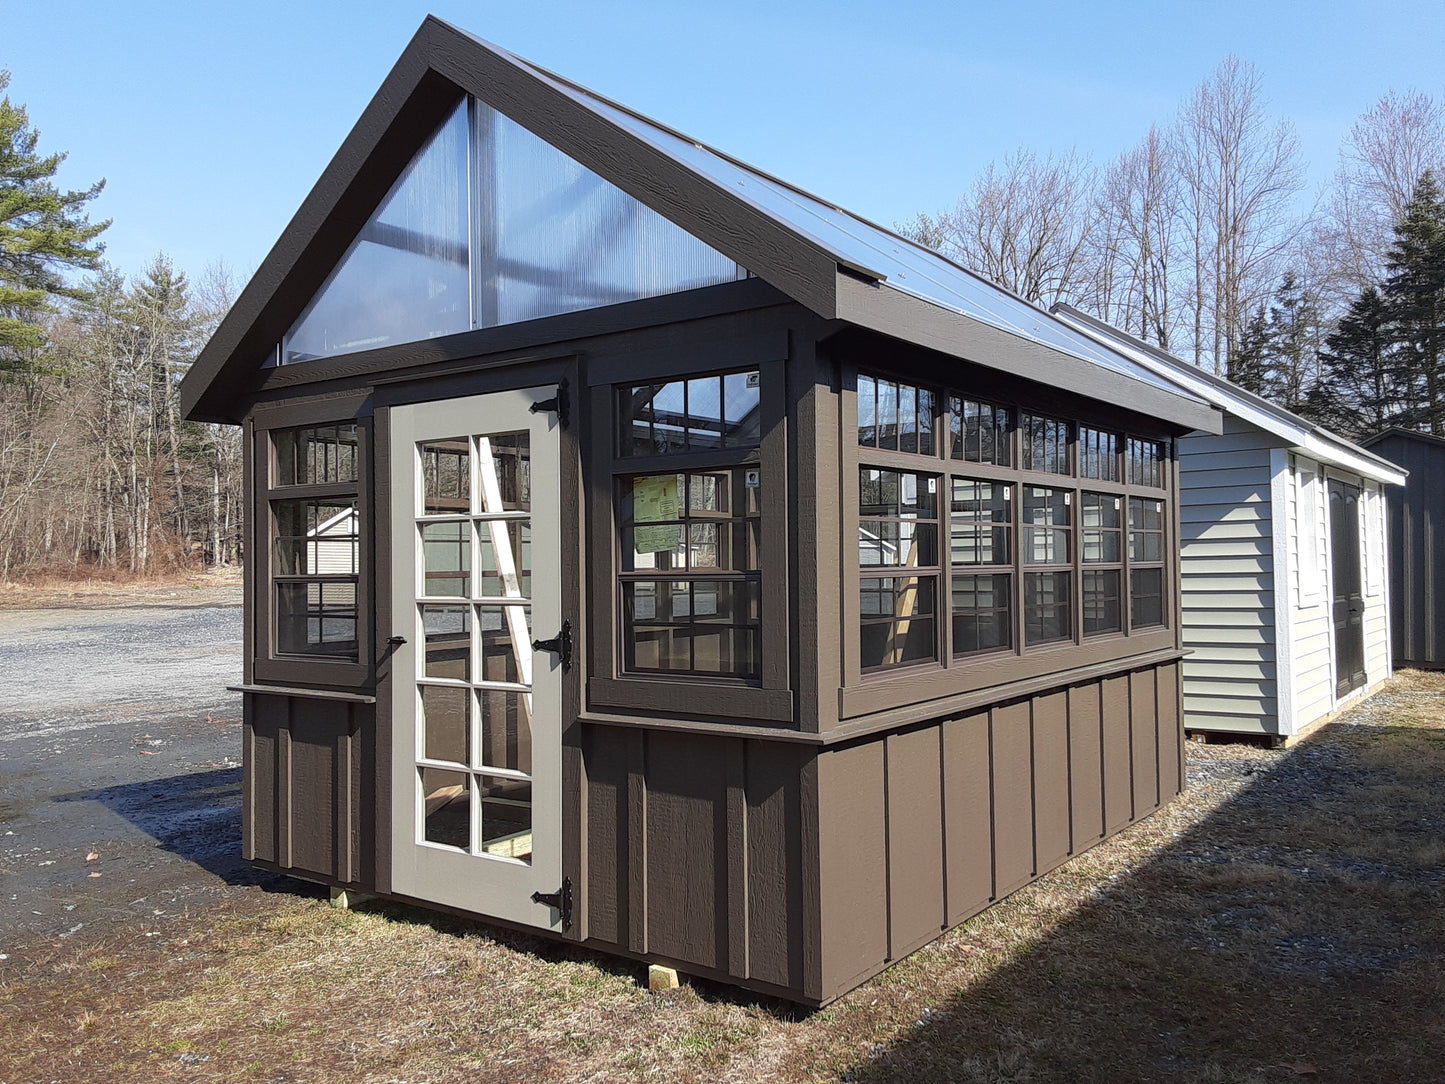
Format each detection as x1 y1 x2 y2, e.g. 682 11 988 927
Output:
5 0 1444 288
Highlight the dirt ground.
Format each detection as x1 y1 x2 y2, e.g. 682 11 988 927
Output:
2 591 1443 1082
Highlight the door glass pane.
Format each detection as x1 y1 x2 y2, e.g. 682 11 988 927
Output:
477 604 531 685
422 522 470 597
479 434 530 512
421 439 470 514
479 776 532 862
478 688 532 774
421 767 470 848
477 521 531 597
421 685 469 764
421 604 471 680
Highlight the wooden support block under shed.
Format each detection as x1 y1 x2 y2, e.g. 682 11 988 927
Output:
330 887 373 910
648 964 680 992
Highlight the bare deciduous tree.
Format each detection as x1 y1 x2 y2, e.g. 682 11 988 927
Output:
1174 56 1307 373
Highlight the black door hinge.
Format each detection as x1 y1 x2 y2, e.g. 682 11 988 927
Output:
532 876 573 931
529 379 570 429
532 619 573 672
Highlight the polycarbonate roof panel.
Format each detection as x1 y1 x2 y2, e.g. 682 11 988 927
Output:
506 49 1198 402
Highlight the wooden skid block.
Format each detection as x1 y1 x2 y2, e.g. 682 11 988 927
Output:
648 964 680 992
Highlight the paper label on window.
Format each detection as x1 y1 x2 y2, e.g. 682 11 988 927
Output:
633 475 681 554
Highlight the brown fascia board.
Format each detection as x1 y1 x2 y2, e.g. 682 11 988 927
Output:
182 16 850 423
835 275 1224 435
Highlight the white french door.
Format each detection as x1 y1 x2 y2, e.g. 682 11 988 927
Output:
389 389 564 929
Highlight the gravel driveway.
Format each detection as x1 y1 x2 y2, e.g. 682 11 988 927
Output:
0 588 282 956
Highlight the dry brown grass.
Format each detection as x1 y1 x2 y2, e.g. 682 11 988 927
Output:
0 564 242 609
3 671 1444 1083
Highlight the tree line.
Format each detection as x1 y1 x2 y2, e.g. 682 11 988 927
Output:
901 59 1445 440
0 71 241 580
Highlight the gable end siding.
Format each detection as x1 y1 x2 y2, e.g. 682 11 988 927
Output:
1179 418 1279 733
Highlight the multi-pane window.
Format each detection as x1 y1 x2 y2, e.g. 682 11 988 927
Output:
1081 492 1123 635
615 369 764 680
855 369 1173 675
1079 427 1120 481
950 479 1012 656
620 371 760 455
859 468 939 670
1022 413 1070 474
858 374 936 455
1022 486 1072 643
1127 438 1166 487
950 396 1012 465
270 424 361 658
1129 498 1166 627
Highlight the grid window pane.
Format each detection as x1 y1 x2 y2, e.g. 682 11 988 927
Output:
421 684 470 764
421 439 469 514
951 397 1012 466
1023 487 1070 565
421 603 470 680
620 370 762 456
421 767 470 849
1080 427 1120 481
623 580 761 677
274 499 359 576
951 479 1011 566
275 424 360 486
421 521 470 597
478 689 532 774
276 581 357 656
1131 567 1164 627
479 776 532 861
860 576 937 669
1128 438 1166 487
1022 414 1070 474
1024 571 1072 644
1081 493 1122 563
1083 568 1122 636
952 573 1013 656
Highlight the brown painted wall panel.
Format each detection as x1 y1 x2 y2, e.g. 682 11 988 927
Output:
582 727 630 947
246 695 281 864
1032 692 1071 873
1067 684 1104 851
1130 668 1160 815
1157 660 1183 799
942 709 992 924
885 728 945 956
990 701 1034 895
818 740 888 994
286 700 345 877
643 732 728 970
745 740 805 990
1101 675 1132 834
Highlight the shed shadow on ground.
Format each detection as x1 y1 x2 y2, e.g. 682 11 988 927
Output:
836 716 1445 1082
54 768 319 897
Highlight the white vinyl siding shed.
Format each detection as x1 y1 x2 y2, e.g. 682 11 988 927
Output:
1056 307 1406 740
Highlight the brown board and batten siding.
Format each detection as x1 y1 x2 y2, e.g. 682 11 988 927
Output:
816 663 1182 1000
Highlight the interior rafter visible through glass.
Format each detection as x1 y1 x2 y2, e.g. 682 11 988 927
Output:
415 429 535 864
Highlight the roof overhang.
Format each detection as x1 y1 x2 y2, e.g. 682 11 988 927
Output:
1054 304 1407 486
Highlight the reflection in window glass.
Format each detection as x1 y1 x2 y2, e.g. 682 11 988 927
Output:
422 767 470 848
1079 427 1120 481
421 522 470 597
1080 493 1122 563
620 370 761 455
1082 569 1122 635
623 580 761 677
1022 414 1070 474
1131 567 1165 627
421 684 469 764
858 374 935 455
421 439 469 514
421 604 470 680
860 576 937 669
1025 572 1071 644
276 425 360 486
1128 438 1166 487
1023 487 1070 565
277 581 357 656
950 397 1012 465
950 479 1011 566
274 500 359 575
952 573 1012 656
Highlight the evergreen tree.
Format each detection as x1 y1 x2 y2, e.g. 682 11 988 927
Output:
1227 303 1271 395
1263 271 1320 414
0 71 108 375
1382 170 1445 434
1317 285 1395 437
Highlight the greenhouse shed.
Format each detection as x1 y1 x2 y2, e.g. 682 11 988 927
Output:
1360 428 1445 669
1056 306 1406 741
180 17 1222 1004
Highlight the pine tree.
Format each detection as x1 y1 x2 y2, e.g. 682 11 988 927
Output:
0 71 108 375
1227 303 1271 395
1382 170 1445 434
1317 285 1395 437
1263 271 1320 414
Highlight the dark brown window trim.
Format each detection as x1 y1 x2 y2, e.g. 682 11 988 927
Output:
586 354 791 723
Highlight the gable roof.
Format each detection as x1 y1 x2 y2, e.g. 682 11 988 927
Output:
1053 304 1407 486
1360 426 1445 455
180 17 1220 432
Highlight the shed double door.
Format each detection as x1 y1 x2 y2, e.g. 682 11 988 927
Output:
1328 477 1367 698
388 389 566 930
